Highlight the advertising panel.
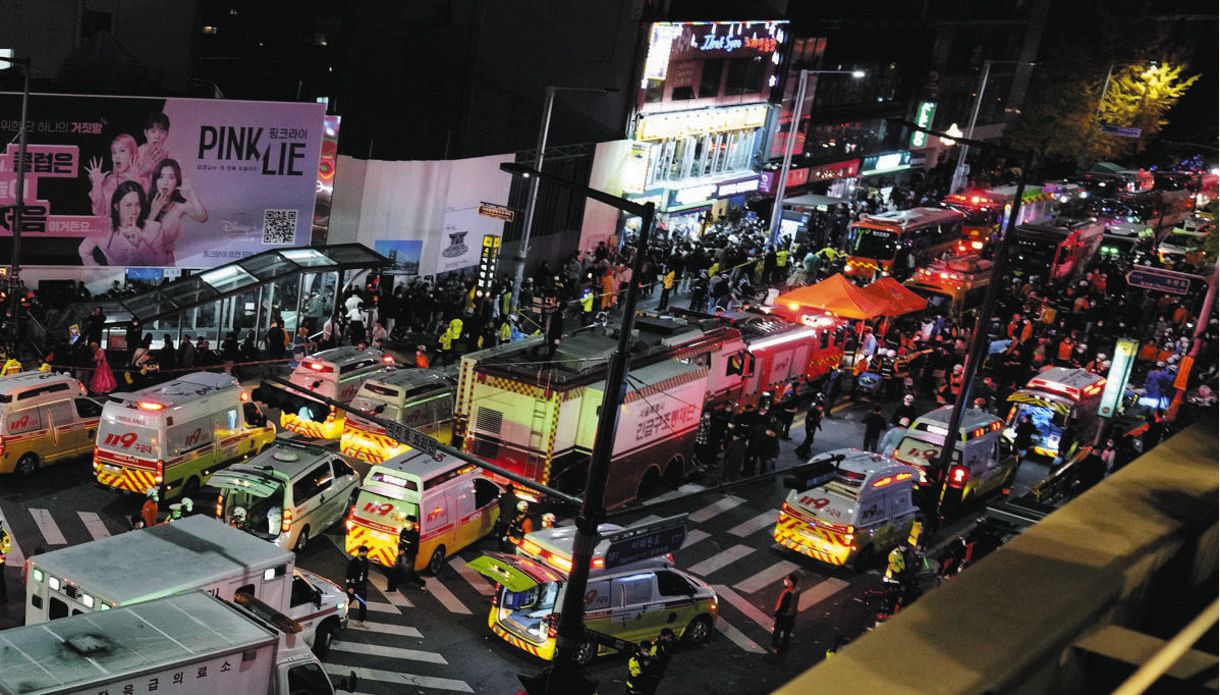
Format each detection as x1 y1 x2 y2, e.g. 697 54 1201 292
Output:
638 20 788 110
0 93 327 268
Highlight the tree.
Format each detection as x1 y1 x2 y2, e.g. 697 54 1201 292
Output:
1094 62 1200 159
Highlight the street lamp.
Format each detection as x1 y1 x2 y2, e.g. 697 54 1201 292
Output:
892 118 1032 526
949 60 1036 194
767 68 865 244
512 85 618 313
0 53 30 353
499 161 654 695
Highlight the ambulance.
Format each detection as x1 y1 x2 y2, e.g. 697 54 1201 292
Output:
0 371 101 477
904 254 992 320
468 524 718 663
344 450 502 574
279 346 395 439
773 449 920 569
1003 367 1106 463
886 405 1018 508
340 368 456 463
94 372 276 500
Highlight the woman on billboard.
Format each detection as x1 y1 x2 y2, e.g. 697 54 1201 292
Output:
147 158 208 266
79 180 162 266
85 133 150 218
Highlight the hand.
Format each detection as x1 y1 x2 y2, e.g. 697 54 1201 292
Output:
149 191 168 217
86 157 107 188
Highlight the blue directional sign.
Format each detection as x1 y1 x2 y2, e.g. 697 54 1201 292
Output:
1125 267 1194 295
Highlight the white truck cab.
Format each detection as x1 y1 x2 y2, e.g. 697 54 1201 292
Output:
774 448 920 569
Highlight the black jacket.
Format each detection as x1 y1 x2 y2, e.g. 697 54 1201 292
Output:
345 556 369 587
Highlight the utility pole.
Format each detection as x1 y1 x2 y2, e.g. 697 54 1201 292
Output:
1 55 30 354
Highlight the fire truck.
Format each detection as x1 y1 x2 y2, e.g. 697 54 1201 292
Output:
942 184 1073 253
903 254 992 320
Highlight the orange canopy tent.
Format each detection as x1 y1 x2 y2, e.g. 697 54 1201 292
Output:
860 276 928 316
773 273 890 321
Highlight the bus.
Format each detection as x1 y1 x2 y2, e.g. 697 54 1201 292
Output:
1008 218 1105 282
845 207 966 280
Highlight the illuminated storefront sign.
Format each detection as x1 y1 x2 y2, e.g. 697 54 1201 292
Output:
759 159 860 195
860 151 912 176
716 177 760 197
910 101 937 148
666 174 761 209
635 104 770 141
639 20 787 108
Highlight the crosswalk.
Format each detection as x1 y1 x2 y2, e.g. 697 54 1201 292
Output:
0 483 874 690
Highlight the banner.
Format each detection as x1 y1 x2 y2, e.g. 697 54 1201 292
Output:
0 93 327 268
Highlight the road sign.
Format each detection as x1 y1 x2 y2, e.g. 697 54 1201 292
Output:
1100 123 1142 138
384 420 440 457
603 515 687 569
478 202 516 222
1099 338 1139 418
475 234 502 298
1125 266 1196 295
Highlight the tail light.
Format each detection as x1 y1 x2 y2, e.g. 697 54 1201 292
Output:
154 460 164 484
282 508 293 534
344 515 355 532
490 588 500 608
215 494 223 518
545 614 558 639
948 465 969 486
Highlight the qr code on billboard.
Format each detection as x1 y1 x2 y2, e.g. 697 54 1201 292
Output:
262 209 298 245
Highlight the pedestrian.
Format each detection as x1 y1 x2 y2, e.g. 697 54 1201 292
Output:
757 426 780 473
496 483 519 547
89 341 117 395
890 393 917 428
0 520 10 603
658 265 675 311
179 333 196 369
387 516 425 592
862 405 887 453
794 401 824 459
1099 438 1118 474
1013 414 1038 459
415 345 430 369
771 573 800 653
345 545 370 623
1142 410 1167 452
721 431 746 482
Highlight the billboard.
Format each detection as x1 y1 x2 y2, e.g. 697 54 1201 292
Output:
638 20 788 111
0 93 328 268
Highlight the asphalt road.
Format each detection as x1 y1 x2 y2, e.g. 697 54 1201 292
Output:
0 388 1047 695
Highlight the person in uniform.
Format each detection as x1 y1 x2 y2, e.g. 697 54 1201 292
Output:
388 516 425 592
345 545 370 623
771 573 800 652
626 629 676 694
0 521 10 603
504 501 534 549
141 488 160 528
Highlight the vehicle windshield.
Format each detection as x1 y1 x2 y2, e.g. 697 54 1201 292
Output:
1011 232 1059 270
893 436 961 469
850 229 898 260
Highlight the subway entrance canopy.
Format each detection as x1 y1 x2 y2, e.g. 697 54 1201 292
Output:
53 244 391 350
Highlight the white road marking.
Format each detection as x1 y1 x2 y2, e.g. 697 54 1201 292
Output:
77 511 111 540
713 585 775 632
715 617 768 654
449 557 494 596
330 641 447 664
728 511 777 538
798 578 850 612
348 620 422 638
0 507 24 565
681 528 710 549
325 665 472 693
635 515 663 525
424 576 472 615
734 560 800 595
688 495 746 523
361 601 402 615
326 534 413 608
687 544 754 577
28 508 66 546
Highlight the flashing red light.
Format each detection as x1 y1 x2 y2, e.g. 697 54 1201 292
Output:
381 355 395 365
305 361 334 373
137 401 165 411
948 465 969 486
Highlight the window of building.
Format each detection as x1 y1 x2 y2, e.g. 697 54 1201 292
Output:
725 57 765 96
699 59 725 98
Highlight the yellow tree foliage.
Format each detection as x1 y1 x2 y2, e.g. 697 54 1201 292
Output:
1092 62 1200 159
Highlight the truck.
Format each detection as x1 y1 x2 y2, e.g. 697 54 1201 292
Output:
1008 217 1105 282
25 514 348 658
904 254 992 320
1002 367 1107 463
0 591 356 695
341 368 456 463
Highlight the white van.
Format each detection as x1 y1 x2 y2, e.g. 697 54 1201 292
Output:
341 369 455 463
280 346 394 439
345 451 501 574
206 440 361 551
0 371 100 477
886 406 1019 508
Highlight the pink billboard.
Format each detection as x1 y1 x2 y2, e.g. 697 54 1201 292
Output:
0 93 328 268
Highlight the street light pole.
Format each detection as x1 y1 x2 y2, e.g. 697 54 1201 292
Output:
950 60 1034 194
512 86 616 313
498 162 653 695
767 69 864 245
1 55 30 353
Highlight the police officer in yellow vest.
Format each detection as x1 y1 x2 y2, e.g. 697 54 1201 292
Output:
579 287 595 326
885 541 909 584
627 628 675 694
0 521 10 603
775 247 790 284
1 358 21 376
659 267 676 311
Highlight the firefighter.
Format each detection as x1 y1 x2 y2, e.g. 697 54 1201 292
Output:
415 345 430 368
388 516 425 592
771 573 800 653
503 501 533 548
658 266 675 311
0 520 10 603
141 487 160 528
949 364 965 398
1 358 21 376
167 503 183 522
540 512 557 529
891 394 917 428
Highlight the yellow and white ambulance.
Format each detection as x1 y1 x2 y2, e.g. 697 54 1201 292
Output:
774 449 920 569
888 405 1018 508
280 346 394 439
340 369 455 463
468 524 718 663
94 372 276 500
344 450 501 573
0 371 101 477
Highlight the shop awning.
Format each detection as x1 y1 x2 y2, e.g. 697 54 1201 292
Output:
781 192 850 209
773 273 890 321
860 277 928 316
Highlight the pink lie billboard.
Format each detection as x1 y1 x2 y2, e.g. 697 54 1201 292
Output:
0 93 328 268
